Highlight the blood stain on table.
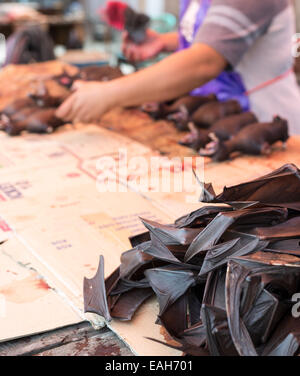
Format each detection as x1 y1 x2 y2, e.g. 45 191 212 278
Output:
0 272 51 304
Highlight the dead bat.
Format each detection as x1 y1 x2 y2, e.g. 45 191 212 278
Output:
141 99 192 122
145 266 196 317
180 112 258 151
84 165 300 356
141 95 216 126
124 7 150 44
211 112 259 141
166 94 217 115
1 106 36 126
0 106 41 134
25 108 64 134
141 218 202 246
103 2 150 45
184 206 284 264
262 315 300 356
29 81 69 107
1 97 36 117
201 164 300 206
175 206 233 229
201 292 239 356
1 108 64 136
200 116 289 162
192 100 242 129
84 256 112 322
226 257 300 356
166 94 217 131
0 107 38 135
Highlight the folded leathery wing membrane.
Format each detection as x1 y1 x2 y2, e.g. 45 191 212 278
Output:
203 164 300 209
83 164 300 356
84 256 111 322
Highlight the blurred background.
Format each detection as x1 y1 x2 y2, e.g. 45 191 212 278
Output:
0 1 299 73
0 1 179 64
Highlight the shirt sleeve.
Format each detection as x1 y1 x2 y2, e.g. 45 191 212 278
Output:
194 0 289 67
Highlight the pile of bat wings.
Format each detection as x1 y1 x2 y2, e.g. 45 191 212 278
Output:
84 164 300 356
142 95 289 162
0 65 123 136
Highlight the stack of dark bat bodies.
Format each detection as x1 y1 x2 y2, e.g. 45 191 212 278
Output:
0 65 123 136
142 95 289 162
84 164 300 356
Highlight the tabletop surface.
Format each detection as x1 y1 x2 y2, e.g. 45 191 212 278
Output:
0 61 300 356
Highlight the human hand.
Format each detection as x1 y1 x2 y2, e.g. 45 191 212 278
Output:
56 81 115 123
122 29 165 62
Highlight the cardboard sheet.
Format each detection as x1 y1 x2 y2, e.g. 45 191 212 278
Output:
1 88 300 353
0 236 81 343
0 62 300 355
0 125 190 354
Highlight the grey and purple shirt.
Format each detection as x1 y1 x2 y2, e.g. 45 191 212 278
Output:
182 0 300 134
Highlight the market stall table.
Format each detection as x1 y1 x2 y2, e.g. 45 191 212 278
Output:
0 62 300 356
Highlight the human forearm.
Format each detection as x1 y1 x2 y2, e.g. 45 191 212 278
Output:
110 43 226 108
160 32 180 52
56 43 227 123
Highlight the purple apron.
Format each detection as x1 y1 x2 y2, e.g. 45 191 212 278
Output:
179 0 249 111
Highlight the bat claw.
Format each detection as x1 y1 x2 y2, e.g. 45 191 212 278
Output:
208 132 219 143
199 141 219 156
261 142 272 155
187 121 197 134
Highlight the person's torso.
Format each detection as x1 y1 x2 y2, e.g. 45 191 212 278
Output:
180 0 300 134
235 4 300 134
